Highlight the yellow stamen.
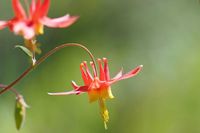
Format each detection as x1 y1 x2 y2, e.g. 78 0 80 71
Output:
98 98 109 129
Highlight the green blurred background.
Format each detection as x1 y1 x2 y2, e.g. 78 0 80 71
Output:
1 0 200 133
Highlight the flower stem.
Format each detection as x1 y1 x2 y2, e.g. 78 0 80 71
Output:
0 43 97 95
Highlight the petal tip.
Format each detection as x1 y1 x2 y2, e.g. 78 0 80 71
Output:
47 92 54 95
47 92 66 96
90 61 94 65
80 63 84 67
73 15 80 20
103 57 107 61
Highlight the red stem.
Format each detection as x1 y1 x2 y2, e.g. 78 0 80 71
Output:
0 43 97 95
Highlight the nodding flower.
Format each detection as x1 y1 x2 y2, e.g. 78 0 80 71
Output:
0 0 78 40
49 58 143 129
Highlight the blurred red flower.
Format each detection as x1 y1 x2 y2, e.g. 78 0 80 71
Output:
0 0 78 39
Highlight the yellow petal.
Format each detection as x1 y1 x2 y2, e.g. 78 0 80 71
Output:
36 24 44 35
88 87 114 103
101 87 114 100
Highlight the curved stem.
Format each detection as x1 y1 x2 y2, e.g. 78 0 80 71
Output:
36 43 97 69
0 43 96 95
0 84 21 98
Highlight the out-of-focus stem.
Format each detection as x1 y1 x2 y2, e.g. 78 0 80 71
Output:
0 84 21 98
0 43 96 95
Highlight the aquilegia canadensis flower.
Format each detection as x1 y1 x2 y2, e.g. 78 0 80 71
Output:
49 58 143 129
0 0 78 40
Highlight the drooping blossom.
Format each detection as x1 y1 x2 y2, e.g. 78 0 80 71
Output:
49 58 143 129
0 0 78 40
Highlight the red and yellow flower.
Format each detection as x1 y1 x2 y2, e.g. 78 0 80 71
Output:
0 0 78 40
49 58 143 129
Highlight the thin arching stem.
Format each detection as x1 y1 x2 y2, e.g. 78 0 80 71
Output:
36 43 97 70
0 43 97 95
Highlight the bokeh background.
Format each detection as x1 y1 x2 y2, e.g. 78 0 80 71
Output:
1 0 200 133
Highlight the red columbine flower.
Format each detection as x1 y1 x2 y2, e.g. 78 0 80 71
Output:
0 0 78 40
49 58 143 129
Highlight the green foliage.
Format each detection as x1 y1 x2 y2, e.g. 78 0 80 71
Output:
15 96 27 130
15 45 33 58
